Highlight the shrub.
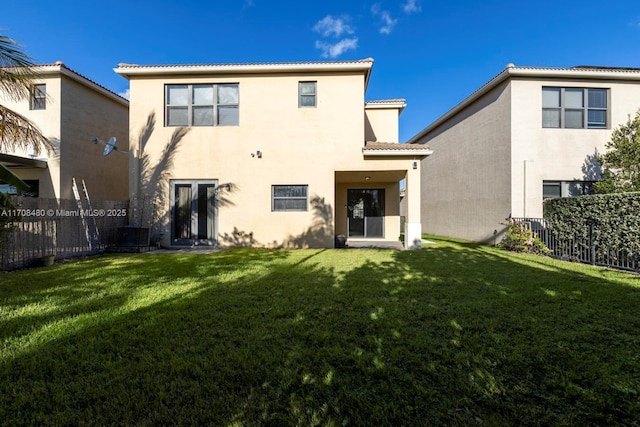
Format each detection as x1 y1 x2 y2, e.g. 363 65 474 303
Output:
498 220 550 255
544 192 640 256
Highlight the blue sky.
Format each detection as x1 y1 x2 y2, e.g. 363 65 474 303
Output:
3 0 640 141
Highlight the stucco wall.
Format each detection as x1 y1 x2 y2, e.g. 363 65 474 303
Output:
0 74 62 199
365 107 400 142
1 69 128 201
0 75 63 140
59 74 129 201
510 77 640 218
417 80 512 243
128 70 410 247
415 72 640 243
128 72 358 247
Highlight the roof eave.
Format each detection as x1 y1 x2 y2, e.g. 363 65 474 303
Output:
365 100 407 113
407 65 640 144
510 67 640 80
114 59 374 79
362 148 433 157
34 64 129 107
407 69 510 144
0 153 48 168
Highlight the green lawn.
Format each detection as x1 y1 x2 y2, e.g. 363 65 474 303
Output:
1 237 639 426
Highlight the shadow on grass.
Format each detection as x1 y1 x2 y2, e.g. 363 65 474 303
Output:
1 241 639 425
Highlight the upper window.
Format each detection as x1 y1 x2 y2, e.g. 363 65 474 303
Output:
272 185 308 211
299 82 317 108
542 87 608 129
30 84 46 110
165 83 239 127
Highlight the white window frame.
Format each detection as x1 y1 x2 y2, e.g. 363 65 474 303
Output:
298 81 317 108
165 83 239 127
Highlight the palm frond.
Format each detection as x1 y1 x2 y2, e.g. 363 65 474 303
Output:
0 35 41 102
0 105 52 155
0 162 29 190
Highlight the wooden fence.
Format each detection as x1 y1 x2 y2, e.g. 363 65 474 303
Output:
512 217 640 273
1 197 128 271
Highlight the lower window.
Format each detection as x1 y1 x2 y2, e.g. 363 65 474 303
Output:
0 179 39 197
272 185 308 211
543 180 595 199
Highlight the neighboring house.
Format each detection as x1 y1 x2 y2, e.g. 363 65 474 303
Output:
115 58 431 249
408 64 640 243
0 61 129 201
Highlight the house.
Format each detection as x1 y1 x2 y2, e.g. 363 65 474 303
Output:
408 64 640 243
114 58 431 249
0 61 129 201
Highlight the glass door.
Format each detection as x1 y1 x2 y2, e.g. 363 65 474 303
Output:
171 180 218 245
196 184 216 243
173 183 193 244
347 189 385 238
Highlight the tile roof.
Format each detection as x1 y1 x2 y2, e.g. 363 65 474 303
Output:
363 141 433 157
115 58 376 89
365 99 406 104
116 58 374 70
364 141 430 151
36 61 128 104
572 65 640 72
408 63 640 143
505 64 640 73
365 99 406 112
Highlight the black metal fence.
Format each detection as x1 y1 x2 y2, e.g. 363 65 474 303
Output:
512 217 640 273
1 197 128 271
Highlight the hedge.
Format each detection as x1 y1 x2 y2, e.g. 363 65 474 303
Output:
543 192 640 255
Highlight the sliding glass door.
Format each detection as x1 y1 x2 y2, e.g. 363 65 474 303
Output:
347 189 385 238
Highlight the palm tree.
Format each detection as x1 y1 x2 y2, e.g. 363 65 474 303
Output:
0 34 52 190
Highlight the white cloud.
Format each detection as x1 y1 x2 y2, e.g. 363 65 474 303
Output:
118 88 130 100
313 14 357 58
243 0 254 9
371 4 397 35
313 15 354 38
315 38 358 58
379 11 397 34
402 0 421 14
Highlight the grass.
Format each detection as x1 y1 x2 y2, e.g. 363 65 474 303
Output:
1 237 639 426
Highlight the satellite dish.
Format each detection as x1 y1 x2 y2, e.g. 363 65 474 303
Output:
90 136 129 156
104 137 117 156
